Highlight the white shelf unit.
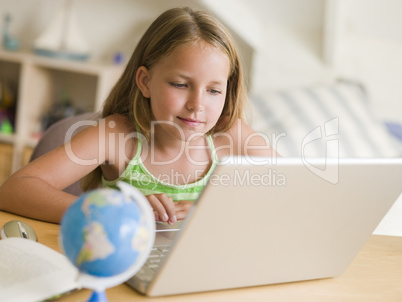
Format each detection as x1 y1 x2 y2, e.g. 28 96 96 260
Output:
0 50 124 173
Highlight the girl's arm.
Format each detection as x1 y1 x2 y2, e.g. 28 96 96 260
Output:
0 115 122 223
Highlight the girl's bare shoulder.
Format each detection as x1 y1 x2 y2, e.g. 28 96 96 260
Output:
103 113 139 154
100 114 140 178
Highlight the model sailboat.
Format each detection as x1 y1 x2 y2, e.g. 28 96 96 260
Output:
33 0 90 61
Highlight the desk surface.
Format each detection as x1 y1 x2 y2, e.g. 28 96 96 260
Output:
1 211 401 301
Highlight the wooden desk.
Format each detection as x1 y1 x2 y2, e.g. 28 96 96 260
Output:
1 211 401 301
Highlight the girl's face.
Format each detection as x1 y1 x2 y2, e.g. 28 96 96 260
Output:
137 41 230 143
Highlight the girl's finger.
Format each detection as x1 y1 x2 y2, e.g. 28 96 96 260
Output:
147 194 176 224
147 194 169 222
157 194 177 224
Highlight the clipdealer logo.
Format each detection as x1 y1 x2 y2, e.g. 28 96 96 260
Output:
209 168 286 187
63 118 340 185
301 117 339 184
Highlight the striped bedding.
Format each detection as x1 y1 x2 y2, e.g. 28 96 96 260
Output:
249 82 401 158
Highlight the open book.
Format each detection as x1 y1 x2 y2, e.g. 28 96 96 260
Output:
0 237 80 302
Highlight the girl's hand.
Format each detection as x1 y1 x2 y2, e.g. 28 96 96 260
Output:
146 194 177 225
174 200 194 221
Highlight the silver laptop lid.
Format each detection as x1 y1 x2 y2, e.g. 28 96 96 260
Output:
144 157 402 296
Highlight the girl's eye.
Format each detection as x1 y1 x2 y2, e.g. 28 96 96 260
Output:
209 89 222 95
170 82 187 88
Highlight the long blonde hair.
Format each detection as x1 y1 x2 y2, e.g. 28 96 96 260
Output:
82 7 248 191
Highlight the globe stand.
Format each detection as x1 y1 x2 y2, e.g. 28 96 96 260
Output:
76 266 147 302
87 290 108 302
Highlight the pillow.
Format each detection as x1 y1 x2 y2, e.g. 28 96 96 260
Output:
249 82 401 158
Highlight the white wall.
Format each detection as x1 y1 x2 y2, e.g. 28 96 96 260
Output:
242 0 402 123
335 0 402 122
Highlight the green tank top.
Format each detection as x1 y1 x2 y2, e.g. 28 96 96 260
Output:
102 132 218 202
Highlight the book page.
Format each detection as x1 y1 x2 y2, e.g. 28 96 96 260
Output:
0 237 80 302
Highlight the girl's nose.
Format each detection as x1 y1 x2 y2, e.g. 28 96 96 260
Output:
186 90 204 112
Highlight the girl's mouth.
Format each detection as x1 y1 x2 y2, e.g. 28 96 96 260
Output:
177 116 204 127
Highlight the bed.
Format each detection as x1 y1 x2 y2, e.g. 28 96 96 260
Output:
249 80 402 159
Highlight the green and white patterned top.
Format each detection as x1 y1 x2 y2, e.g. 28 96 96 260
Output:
102 131 218 202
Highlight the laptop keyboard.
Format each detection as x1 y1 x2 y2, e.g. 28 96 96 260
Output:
127 245 170 292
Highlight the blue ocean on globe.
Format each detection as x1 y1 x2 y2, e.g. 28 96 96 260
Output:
60 188 151 277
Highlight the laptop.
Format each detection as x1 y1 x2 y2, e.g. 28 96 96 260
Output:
126 157 402 297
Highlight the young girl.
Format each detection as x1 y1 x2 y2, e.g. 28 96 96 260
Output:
0 7 276 224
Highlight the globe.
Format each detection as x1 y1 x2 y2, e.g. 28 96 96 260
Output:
59 181 155 298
